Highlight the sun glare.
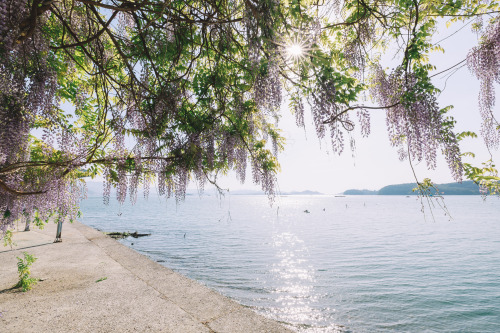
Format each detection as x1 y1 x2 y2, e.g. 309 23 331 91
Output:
287 43 304 58
280 36 312 64
286 43 304 61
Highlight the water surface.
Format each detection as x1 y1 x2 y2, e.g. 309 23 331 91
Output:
80 195 500 332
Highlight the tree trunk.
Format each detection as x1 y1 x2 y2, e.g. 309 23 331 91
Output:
54 221 63 242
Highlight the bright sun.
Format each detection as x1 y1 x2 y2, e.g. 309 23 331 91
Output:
286 43 304 59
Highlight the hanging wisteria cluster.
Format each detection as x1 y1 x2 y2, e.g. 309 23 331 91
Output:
467 18 500 149
370 66 463 181
310 75 350 155
342 20 375 75
0 0 86 232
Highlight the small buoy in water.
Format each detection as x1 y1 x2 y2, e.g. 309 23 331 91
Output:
184 233 186 238
323 208 325 211
131 243 134 245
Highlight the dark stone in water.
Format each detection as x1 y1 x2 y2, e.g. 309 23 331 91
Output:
105 231 151 239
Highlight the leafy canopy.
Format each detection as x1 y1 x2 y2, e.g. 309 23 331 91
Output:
1 0 499 231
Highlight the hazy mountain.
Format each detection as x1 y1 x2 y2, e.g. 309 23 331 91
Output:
84 182 322 198
343 189 378 195
344 181 480 195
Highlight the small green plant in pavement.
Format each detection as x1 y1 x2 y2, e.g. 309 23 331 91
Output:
14 252 38 292
2 230 16 249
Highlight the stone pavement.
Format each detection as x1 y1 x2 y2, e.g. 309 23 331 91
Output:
0 221 293 333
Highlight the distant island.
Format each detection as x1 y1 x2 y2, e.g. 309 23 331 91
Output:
344 181 481 195
84 182 324 197
343 189 378 195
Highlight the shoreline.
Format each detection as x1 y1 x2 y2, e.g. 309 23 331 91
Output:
0 221 292 333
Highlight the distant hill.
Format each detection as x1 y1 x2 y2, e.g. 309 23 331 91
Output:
344 181 480 195
282 190 323 195
343 189 378 195
85 183 322 197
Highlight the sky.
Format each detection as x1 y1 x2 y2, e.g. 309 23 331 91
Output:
214 20 500 195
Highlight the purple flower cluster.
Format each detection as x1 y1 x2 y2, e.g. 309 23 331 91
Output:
294 97 305 128
310 76 356 155
0 0 25 48
0 2 93 233
254 55 282 115
370 66 463 181
467 19 500 149
357 108 371 137
342 21 375 74
312 77 337 139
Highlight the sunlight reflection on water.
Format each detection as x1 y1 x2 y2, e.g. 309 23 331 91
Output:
80 195 500 332
271 232 318 324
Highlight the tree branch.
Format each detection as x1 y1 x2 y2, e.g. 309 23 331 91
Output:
0 179 46 196
322 103 400 124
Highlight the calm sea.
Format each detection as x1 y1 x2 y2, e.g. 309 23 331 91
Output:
79 194 500 332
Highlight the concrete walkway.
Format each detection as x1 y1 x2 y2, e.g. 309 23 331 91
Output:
0 221 293 333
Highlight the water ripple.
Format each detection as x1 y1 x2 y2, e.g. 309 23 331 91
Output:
80 195 500 332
